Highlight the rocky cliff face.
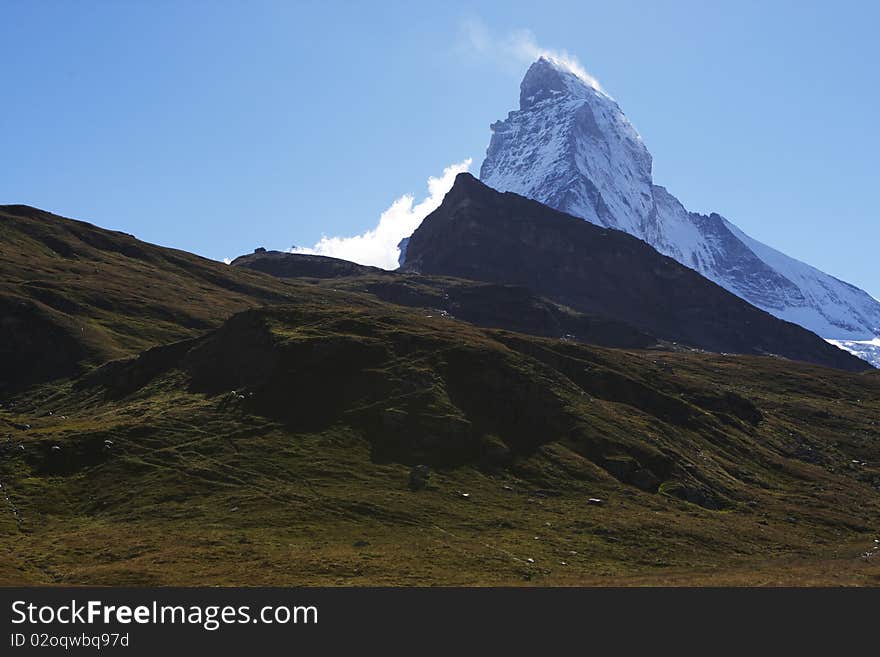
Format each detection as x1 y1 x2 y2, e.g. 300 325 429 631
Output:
402 173 870 372
478 57 880 366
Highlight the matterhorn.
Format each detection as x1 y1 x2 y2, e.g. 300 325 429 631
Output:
478 57 880 366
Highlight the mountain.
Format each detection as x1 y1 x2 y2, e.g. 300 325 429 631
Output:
401 173 869 372
231 250 655 349
4 293 880 585
0 204 361 391
478 57 880 367
2 203 879 586
0 203 654 393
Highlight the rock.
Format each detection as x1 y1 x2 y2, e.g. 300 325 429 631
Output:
630 468 661 492
587 497 604 506
408 464 430 491
661 482 723 510
479 434 512 469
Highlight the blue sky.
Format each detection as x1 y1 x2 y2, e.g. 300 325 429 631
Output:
1 1 877 295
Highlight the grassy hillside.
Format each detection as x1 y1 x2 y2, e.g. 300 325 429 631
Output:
2 300 878 585
0 204 654 392
0 205 327 390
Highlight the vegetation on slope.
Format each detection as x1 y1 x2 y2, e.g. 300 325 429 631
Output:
0 204 654 392
0 205 335 390
1 300 878 585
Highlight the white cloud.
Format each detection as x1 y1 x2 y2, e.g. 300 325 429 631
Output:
292 159 472 270
222 257 232 265
457 18 604 93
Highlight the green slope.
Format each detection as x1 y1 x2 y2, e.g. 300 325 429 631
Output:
0 204 327 391
1 205 653 393
2 301 878 585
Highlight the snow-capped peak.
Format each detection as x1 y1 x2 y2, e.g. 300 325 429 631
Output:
480 58 880 367
519 56 608 106
482 58 653 238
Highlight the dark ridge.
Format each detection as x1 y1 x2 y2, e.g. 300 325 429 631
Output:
0 204 345 390
230 250 382 278
232 251 656 349
0 203 653 393
401 173 869 372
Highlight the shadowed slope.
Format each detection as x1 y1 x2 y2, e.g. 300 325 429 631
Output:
2 202 878 586
231 251 656 350
0 205 654 391
1 302 878 585
0 205 333 390
402 174 868 372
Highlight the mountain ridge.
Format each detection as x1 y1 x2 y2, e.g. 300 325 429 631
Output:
402 173 869 372
0 203 656 392
2 207 880 586
478 57 880 366
231 251 657 349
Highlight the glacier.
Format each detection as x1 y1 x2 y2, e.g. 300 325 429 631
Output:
479 57 880 367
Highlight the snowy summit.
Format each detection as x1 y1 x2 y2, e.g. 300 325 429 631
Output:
479 57 880 367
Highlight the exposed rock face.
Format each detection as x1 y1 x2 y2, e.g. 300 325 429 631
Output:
402 173 869 372
478 57 880 366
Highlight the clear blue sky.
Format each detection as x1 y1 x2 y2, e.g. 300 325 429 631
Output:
2 1 877 296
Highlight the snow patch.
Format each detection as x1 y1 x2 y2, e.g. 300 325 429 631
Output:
827 337 880 368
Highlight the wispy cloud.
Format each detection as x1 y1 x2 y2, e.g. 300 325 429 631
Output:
456 17 603 92
293 159 472 270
